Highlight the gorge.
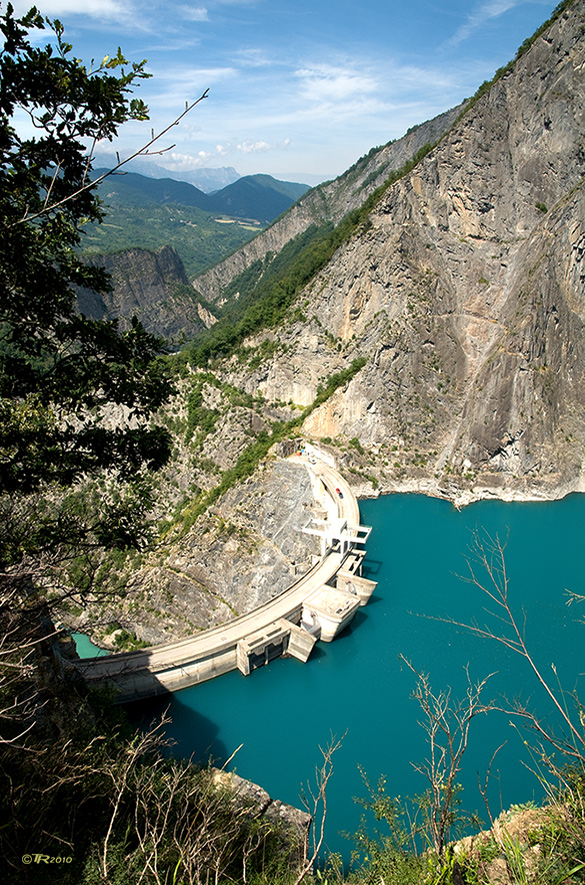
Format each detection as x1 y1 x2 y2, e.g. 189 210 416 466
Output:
3 0 585 881
69 0 585 654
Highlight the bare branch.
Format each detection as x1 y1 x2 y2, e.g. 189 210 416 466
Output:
8 89 209 228
401 656 493 857
429 529 585 761
42 159 62 210
294 732 345 885
477 741 508 830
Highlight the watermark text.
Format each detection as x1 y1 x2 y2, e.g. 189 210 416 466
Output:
22 854 73 865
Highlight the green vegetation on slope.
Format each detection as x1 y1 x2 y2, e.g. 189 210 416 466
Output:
457 0 577 119
165 356 368 537
81 202 262 278
209 174 310 224
187 142 436 367
3 2 585 883
80 169 309 276
182 1 577 368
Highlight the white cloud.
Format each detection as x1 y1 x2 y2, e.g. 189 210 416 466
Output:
295 63 378 104
152 65 237 86
143 64 236 112
448 0 525 45
10 0 131 21
237 138 290 154
167 145 229 168
178 5 210 22
234 48 273 68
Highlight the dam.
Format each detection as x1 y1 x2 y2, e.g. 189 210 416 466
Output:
71 454 377 702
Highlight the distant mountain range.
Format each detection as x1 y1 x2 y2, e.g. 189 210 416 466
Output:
93 169 310 225
92 154 327 192
92 154 241 193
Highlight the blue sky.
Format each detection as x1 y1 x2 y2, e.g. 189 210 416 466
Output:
10 0 558 183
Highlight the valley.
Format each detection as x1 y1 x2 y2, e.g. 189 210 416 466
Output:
81 170 310 278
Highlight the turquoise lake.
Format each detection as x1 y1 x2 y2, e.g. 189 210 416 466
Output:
123 493 585 863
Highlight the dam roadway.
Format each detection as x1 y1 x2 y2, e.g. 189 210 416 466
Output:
71 456 375 702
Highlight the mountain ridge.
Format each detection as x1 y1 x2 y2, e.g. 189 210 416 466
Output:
191 101 467 304
93 169 310 224
186 0 585 507
70 0 585 650
91 155 241 192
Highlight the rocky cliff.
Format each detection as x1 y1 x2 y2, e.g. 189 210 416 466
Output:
74 458 321 645
69 1 585 645
191 103 466 304
212 0 585 506
78 245 214 343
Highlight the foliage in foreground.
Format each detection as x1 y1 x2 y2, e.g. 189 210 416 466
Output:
3 663 585 885
3 2 585 883
0 4 172 502
329 777 585 885
0 682 302 885
0 2 180 767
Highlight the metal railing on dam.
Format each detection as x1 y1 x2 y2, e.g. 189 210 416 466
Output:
70 456 376 703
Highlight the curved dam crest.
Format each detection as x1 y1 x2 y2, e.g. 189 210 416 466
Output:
71 454 376 702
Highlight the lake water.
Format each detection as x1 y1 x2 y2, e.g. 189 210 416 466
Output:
122 493 584 863
72 631 109 657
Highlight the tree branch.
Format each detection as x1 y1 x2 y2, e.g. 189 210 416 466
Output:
8 89 209 228
294 732 345 884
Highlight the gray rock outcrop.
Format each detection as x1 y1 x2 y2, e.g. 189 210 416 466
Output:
80 459 321 644
211 769 310 873
69 2 585 646
220 0 585 504
78 245 211 342
191 104 466 304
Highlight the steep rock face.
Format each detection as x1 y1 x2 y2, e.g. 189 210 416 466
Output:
225 1 585 503
79 459 321 644
71 4 585 647
78 245 212 342
192 104 466 303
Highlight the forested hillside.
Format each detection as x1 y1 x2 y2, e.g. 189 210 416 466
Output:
182 0 585 509
81 170 309 277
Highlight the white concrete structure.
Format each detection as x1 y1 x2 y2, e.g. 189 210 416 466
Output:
302 515 372 557
71 455 377 702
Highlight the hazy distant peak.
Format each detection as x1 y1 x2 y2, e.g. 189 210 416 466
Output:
91 153 241 193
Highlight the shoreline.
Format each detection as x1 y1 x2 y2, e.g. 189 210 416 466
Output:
351 472 585 509
68 456 585 655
